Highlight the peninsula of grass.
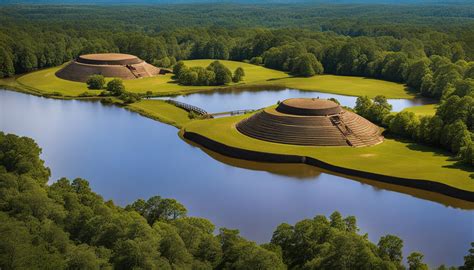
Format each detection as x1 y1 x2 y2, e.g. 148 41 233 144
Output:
402 104 437 116
181 114 474 196
127 99 193 128
0 60 412 99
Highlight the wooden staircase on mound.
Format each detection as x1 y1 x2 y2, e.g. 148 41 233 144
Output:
329 115 365 147
126 65 150 78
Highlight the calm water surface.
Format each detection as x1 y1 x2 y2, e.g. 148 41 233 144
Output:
0 89 472 267
159 88 435 113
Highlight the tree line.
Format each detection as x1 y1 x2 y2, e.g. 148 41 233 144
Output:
0 4 472 81
2 132 473 269
354 89 474 166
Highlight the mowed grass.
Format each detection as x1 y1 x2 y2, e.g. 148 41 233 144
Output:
3 59 411 98
279 75 411 98
127 99 192 128
16 65 96 96
402 104 437 116
183 114 474 191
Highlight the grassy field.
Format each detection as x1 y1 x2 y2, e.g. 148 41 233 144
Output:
1 60 412 98
127 99 192 128
402 104 437 116
182 114 474 192
279 75 410 98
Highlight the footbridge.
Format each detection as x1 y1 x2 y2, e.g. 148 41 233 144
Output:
166 99 255 118
165 100 209 116
210 109 255 117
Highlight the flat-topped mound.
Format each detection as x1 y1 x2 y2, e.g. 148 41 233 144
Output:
77 53 142 65
237 98 383 147
56 53 161 82
276 98 343 116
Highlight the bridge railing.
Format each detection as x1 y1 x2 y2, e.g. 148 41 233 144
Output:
166 99 209 116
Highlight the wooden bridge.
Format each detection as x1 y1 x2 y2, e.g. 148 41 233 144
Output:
166 99 209 116
166 99 255 118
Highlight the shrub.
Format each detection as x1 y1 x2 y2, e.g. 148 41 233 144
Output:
173 61 187 79
118 92 141 104
100 97 115 104
389 111 420 138
207 61 232 85
250 57 263 65
292 53 324 77
107 79 125 95
78 91 95 97
86 74 105 89
232 67 245 83
99 90 112 97
153 57 171 68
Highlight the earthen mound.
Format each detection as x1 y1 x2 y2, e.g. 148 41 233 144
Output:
56 53 161 82
236 98 383 147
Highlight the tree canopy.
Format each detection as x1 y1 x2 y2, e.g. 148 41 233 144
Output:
3 131 470 269
174 60 234 86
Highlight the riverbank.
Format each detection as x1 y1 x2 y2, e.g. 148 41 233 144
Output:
0 60 413 99
180 114 474 201
127 99 193 128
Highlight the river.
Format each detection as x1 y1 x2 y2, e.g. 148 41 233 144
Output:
158 88 435 114
0 89 472 267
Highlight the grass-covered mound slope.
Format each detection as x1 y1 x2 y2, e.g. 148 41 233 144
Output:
181 114 474 195
2 131 447 269
1 60 411 99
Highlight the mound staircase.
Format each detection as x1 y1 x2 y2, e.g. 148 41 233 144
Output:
126 65 150 78
330 115 373 147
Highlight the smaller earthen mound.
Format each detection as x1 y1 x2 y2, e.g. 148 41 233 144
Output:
236 98 384 147
56 53 161 82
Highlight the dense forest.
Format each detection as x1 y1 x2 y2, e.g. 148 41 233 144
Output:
1 131 474 269
1 4 473 165
1 4 474 269
0 4 472 92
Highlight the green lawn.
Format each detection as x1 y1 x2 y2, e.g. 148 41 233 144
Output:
1 60 411 98
182 114 474 192
402 104 437 116
278 75 411 98
127 100 193 128
21 66 96 96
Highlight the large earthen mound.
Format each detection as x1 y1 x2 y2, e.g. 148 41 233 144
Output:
236 98 383 147
56 53 161 82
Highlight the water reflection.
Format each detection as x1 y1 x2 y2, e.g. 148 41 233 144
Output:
185 139 323 179
189 139 474 210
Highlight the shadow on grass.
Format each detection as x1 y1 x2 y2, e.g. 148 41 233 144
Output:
266 75 294 81
384 133 474 179
167 80 180 85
